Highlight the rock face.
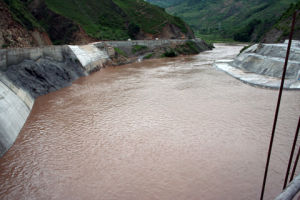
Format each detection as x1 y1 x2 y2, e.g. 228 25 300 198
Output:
214 41 300 89
0 0 51 48
4 58 85 98
261 3 300 43
28 0 95 45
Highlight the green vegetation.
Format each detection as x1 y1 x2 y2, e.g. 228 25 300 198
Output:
144 53 154 59
43 0 188 40
4 0 191 42
4 0 42 31
132 45 148 53
234 19 262 42
128 23 140 39
239 44 253 54
195 33 235 43
269 1 300 42
1 44 9 48
114 47 127 57
145 0 184 8
162 50 177 57
147 0 299 42
175 41 199 54
162 41 202 57
113 0 187 35
43 0 128 40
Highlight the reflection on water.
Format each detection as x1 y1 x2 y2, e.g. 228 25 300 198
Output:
0 44 299 200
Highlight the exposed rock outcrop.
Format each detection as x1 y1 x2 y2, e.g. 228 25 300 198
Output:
0 0 51 48
261 4 300 43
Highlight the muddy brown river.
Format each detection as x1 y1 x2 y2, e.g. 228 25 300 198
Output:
0 44 300 200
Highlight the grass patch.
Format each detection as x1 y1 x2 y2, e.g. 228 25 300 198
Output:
1 44 9 48
239 44 253 54
114 47 127 57
195 33 235 43
174 41 201 55
162 50 177 57
144 53 153 59
185 41 199 54
4 0 42 31
132 45 147 53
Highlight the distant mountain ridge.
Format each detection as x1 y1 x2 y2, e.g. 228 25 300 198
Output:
146 0 299 42
0 0 194 48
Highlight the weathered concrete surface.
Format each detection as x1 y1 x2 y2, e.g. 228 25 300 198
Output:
0 81 31 157
214 41 300 89
0 45 71 70
69 44 109 73
275 174 300 200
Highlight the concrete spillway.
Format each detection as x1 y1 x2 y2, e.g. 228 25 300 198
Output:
214 40 300 89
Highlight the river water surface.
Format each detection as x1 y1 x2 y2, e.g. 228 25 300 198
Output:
0 44 300 200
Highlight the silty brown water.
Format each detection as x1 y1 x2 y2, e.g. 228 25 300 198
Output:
0 44 299 200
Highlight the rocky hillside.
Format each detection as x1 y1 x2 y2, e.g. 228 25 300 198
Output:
262 2 300 43
0 0 194 48
146 0 299 42
0 0 51 48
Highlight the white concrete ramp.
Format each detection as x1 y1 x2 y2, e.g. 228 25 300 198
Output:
68 44 109 73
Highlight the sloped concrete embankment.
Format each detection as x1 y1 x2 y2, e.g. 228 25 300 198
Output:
214 40 300 89
0 44 110 157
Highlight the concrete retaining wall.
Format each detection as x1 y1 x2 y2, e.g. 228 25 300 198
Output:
0 45 72 71
95 39 188 48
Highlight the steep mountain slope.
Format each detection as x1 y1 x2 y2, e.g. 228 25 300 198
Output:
146 0 299 42
0 0 51 48
144 0 184 8
262 2 300 43
44 0 194 40
1 0 194 48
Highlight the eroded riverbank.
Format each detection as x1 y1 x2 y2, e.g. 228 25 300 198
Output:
0 44 299 200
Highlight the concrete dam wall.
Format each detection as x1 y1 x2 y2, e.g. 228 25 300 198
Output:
0 39 210 157
214 40 300 89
